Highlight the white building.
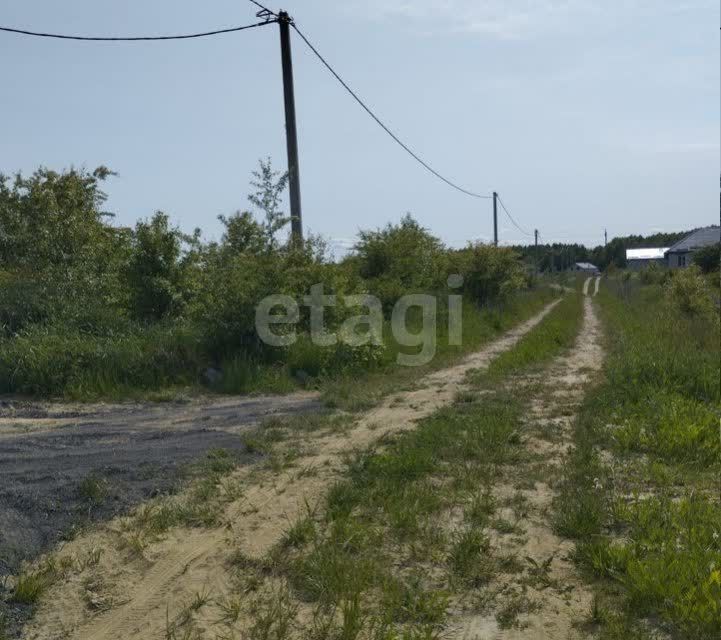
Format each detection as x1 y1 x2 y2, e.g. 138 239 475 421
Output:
625 247 668 270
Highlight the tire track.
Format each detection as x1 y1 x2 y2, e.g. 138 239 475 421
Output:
452 296 604 639
25 299 563 640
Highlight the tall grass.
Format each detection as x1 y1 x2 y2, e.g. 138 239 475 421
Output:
0 285 557 401
480 291 582 381
554 277 721 640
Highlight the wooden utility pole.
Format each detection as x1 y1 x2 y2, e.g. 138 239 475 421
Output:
278 11 303 243
604 228 608 247
534 229 539 276
493 192 498 246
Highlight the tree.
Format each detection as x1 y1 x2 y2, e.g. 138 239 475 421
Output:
693 244 720 274
126 212 189 321
0 166 129 330
217 211 266 256
248 158 289 249
353 214 446 308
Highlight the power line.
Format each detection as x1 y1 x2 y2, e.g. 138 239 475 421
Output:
290 22 492 200
0 20 274 42
248 0 279 19
496 194 533 237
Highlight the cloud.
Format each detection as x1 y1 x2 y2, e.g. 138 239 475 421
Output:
346 0 715 39
652 142 720 154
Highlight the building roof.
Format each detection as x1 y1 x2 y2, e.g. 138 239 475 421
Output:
667 226 720 254
575 262 598 270
626 247 668 260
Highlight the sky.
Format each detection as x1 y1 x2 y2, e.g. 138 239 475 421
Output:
1 1 719 253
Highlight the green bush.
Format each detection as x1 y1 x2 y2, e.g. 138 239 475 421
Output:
353 214 447 309
693 243 720 274
664 266 717 319
0 162 540 399
0 323 204 397
451 243 526 306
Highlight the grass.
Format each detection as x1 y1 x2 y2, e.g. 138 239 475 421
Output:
78 474 109 506
554 277 721 640
0 285 557 402
322 287 559 411
477 290 582 382
119 448 244 551
1 285 573 636
206 292 586 636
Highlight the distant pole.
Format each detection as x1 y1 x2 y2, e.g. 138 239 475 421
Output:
278 11 303 244
534 229 539 276
604 228 607 247
493 192 498 246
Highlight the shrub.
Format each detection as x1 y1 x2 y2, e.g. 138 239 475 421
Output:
353 214 447 308
664 266 716 318
0 323 204 397
693 243 720 274
451 244 526 306
0 272 51 336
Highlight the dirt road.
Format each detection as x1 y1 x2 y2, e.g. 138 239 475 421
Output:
0 393 321 576
23 299 562 640
454 295 604 638
582 275 601 297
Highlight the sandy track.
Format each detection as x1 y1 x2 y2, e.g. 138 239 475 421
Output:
24 299 562 640
453 296 604 639
582 276 601 297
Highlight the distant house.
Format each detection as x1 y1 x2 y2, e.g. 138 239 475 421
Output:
573 262 599 274
626 247 668 270
665 226 720 269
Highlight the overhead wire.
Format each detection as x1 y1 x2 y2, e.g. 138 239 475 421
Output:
248 0 279 19
0 20 274 41
496 194 533 237
2 5 547 238
289 21 492 200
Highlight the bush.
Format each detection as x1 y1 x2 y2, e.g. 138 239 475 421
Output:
353 214 447 308
0 323 204 397
0 272 51 336
638 261 666 285
693 243 720 274
451 244 526 306
664 266 717 319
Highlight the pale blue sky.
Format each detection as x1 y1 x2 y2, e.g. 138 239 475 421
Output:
1 1 718 252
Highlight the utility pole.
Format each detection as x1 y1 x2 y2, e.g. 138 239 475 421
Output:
534 229 539 276
278 11 303 244
492 192 498 246
604 228 607 247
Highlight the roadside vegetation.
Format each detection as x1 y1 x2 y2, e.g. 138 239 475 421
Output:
555 265 721 639
142 290 584 639
0 163 554 401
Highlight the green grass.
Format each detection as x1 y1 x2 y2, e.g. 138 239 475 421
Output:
554 278 721 640
10 573 50 605
77 474 110 505
202 284 584 637
0 285 557 402
227 391 527 637
323 286 559 411
119 448 244 551
478 290 583 382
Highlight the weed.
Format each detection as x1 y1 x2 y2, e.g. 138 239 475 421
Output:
281 515 316 549
77 474 109 505
555 281 721 639
247 583 298 640
11 570 52 605
447 530 493 587
495 592 538 629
